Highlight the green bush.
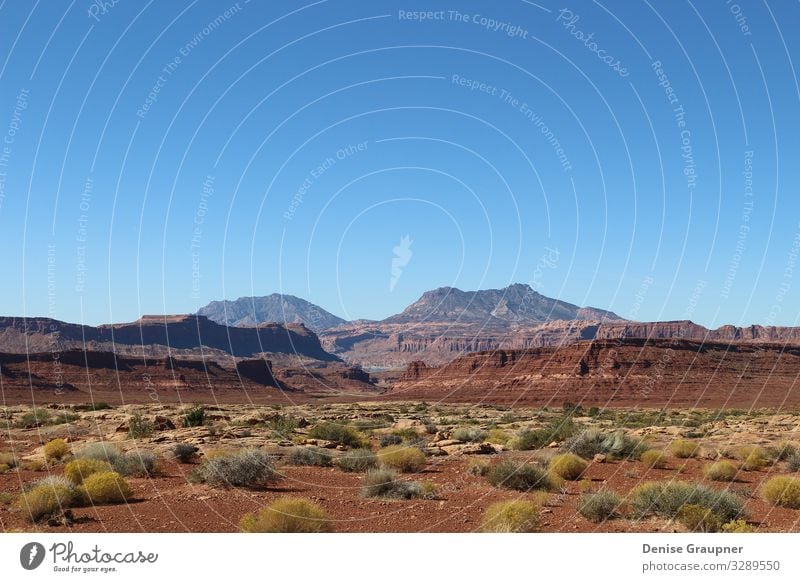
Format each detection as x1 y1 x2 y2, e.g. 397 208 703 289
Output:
173 443 198 463
113 452 157 476
15 409 51 428
377 445 426 473
630 481 744 522
487 460 553 492
509 416 578 450
641 450 668 469
379 434 403 447
788 454 800 472
80 471 132 504
578 490 621 523
75 442 122 465
64 458 112 485
466 459 491 476
704 460 738 482
128 413 154 439
308 422 362 447
43 438 71 461
767 441 797 462
182 405 205 428
287 446 332 467
486 429 510 445
266 414 299 437
360 468 433 499
240 497 332 533
563 429 647 459
677 504 722 532
452 427 487 443
335 449 377 472
762 476 800 508
549 453 588 480
669 439 699 459
196 449 280 488
480 500 539 532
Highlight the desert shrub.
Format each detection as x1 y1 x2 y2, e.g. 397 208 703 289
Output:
335 449 377 472
360 468 432 499
677 504 722 532
43 438 71 461
240 497 332 533
480 500 539 532
377 445 426 472
641 449 668 469
113 452 157 476
788 454 800 472
0 464 9 473
487 460 552 492
0 452 18 468
630 481 744 522
266 414 299 437
486 429 510 445
722 519 755 533
197 449 280 488
75 442 122 465
735 445 767 471
704 460 738 482
80 471 132 504
173 443 198 463
762 476 800 509
16 480 77 522
509 415 578 451
549 453 588 480
128 413 154 439
452 427 487 443
379 434 403 447
767 441 797 462
308 422 362 447
579 490 621 523
392 427 421 440
466 459 491 476
64 458 112 485
563 429 647 459
52 412 80 424
669 439 699 459
587 406 601 417
287 446 332 467
424 422 438 434
182 405 205 427
16 409 50 428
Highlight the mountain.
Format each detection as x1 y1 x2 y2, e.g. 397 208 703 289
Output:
198 294 347 331
383 283 622 325
0 314 338 361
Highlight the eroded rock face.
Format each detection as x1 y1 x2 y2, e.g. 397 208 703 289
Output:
323 319 800 368
0 315 338 361
390 338 800 408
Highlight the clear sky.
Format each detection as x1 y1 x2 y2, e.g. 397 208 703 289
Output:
0 0 798 328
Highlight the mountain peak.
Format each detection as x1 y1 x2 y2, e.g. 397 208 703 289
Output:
384 283 622 325
197 294 346 331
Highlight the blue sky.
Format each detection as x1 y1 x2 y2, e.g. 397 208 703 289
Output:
0 0 798 327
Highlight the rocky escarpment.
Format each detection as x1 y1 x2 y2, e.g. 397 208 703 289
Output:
0 349 377 404
0 314 338 361
390 338 800 408
323 319 800 368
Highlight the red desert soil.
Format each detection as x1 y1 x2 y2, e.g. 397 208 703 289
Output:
2 455 798 533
